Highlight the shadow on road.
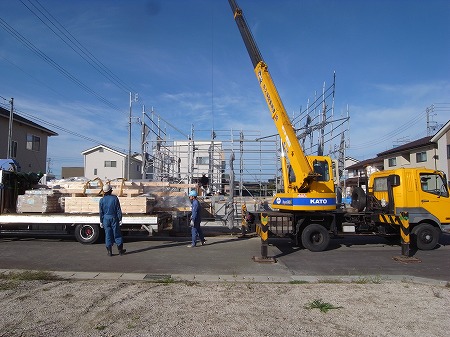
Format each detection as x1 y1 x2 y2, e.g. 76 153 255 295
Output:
124 236 252 255
269 233 450 259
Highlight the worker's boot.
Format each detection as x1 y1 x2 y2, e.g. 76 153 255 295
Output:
106 246 112 257
118 244 126 256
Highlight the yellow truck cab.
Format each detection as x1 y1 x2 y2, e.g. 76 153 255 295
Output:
368 167 450 250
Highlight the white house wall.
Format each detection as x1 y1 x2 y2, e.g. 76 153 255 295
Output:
84 148 125 180
431 120 450 178
434 131 450 178
172 140 224 191
383 146 436 170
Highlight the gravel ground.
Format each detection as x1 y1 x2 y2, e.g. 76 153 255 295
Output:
1 276 449 337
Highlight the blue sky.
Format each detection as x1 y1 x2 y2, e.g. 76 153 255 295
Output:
1 0 449 178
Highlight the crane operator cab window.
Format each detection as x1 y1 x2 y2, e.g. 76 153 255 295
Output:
313 160 330 182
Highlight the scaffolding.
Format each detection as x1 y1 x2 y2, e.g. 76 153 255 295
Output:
138 74 349 199
120 75 350 229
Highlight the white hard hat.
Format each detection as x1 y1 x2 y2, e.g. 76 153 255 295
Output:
103 184 112 193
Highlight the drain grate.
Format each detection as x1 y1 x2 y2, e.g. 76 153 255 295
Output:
144 274 172 280
392 256 422 264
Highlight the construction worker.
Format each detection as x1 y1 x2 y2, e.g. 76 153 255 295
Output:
99 184 126 256
200 174 209 196
187 190 206 247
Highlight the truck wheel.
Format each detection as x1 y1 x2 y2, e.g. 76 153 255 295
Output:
301 224 330 252
351 187 366 211
74 224 100 244
411 223 439 250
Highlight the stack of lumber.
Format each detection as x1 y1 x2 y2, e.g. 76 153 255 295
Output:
109 180 143 197
51 181 88 197
51 179 146 197
64 196 156 214
16 189 62 213
41 178 198 213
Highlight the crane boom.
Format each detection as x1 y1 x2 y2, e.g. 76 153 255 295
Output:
229 0 315 191
229 0 337 211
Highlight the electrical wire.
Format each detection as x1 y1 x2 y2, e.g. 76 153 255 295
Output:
14 107 128 154
348 109 428 150
20 0 134 94
0 16 123 113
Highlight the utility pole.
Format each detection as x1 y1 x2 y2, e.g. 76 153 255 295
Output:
128 92 132 180
7 97 13 158
128 92 138 180
141 105 150 180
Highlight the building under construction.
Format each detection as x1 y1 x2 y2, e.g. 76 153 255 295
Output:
137 76 349 229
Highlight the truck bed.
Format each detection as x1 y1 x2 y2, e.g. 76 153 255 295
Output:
0 213 158 225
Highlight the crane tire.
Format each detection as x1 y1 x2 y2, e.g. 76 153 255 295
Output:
411 223 440 250
301 224 330 252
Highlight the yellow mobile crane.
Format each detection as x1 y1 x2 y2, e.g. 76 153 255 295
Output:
229 0 450 252
229 0 337 212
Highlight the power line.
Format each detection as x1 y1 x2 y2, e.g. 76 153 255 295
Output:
20 0 134 94
0 16 123 113
13 107 128 154
0 54 119 120
348 109 428 151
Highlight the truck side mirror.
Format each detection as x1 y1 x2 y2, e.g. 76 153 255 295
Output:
388 174 400 187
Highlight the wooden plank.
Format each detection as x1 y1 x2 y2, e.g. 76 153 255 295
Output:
168 183 198 188
139 181 171 187
64 196 156 214
154 206 191 212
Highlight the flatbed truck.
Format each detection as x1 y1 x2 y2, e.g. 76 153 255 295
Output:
0 168 166 244
0 213 161 244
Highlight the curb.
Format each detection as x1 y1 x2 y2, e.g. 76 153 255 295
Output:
1 269 448 286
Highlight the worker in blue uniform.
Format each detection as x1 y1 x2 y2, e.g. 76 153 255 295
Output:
187 190 206 247
99 184 126 256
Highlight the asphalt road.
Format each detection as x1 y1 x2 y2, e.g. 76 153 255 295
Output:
1 229 449 282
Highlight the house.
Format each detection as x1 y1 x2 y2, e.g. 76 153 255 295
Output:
376 136 437 170
0 106 57 173
431 119 450 178
81 145 142 180
344 156 384 196
344 122 450 194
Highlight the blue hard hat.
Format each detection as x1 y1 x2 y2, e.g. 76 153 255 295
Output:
188 190 197 197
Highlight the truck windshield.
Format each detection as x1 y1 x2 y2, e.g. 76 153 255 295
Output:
420 173 449 197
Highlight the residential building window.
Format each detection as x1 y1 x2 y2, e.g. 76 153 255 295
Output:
99 148 103 152
388 158 396 167
136 165 140 172
196 157 209 165
26 134 40 151
447 145 450 159
94 168 97 175
104 161 117 167
416 151 427 163
11 140 18 158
